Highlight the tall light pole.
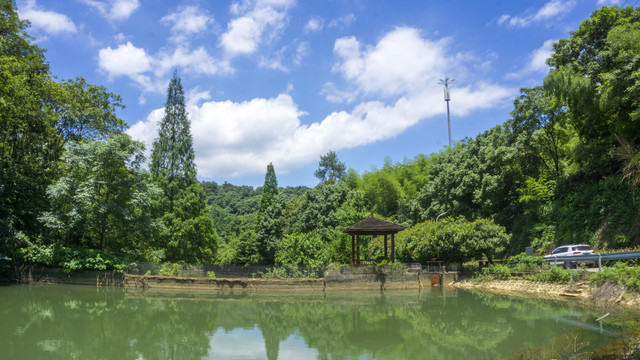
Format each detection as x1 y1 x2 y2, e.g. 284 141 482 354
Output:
439 77 454 147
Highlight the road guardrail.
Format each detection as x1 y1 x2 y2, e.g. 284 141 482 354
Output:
545 250 640 270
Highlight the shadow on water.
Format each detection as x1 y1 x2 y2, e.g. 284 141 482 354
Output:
0 284 635 360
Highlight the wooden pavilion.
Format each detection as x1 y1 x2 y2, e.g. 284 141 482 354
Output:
342 215 406 266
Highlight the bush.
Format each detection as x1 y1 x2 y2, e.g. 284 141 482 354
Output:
207 271 216 278
19 244 126 274
476 263 511 281
527 266 572 284
591 262 640 292
158 262 181 277
508 253 546 272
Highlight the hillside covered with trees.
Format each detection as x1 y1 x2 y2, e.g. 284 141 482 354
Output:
1 2 639 276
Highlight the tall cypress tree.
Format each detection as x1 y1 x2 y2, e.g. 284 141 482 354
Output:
150 71 217 263
255 163 281 263
151 70 196 210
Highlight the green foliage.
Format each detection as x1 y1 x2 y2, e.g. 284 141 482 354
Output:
158 262 181 277
476 263 511 281
150 71 196 196
591 262 640 292
391 217 509 265
149 72 217 264
508 253 546 272
527 266 572 284
19 244 125 274
262 232 330 278
255 163 281 263
206 271 216 278
315 150 346 184
40 135 160 255
159 183 218 263
274 232 329 275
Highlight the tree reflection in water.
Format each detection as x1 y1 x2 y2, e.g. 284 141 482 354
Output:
0 285 621 360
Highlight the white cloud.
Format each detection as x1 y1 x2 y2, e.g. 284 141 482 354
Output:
259 56 288 71
321 82 358 104
98 42 152 77
328 13 356 28
497 0 575 28
128 26 516 179
220 0 295 57
332 27 449 97
129 85 514 178
156 47 234 77
18 0 77 35
82 0 140 21
304 16 324 33
506 39 555 78
294 42 309 65
98 42 232 92
162 5 214 42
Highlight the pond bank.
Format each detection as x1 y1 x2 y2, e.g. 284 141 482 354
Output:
452 277 640 309
18 266 459 291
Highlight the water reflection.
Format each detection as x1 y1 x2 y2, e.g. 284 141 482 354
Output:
0 285 623 359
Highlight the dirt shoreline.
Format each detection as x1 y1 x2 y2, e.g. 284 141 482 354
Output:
452 277 640 309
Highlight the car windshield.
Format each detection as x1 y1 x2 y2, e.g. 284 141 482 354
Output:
576 245 591 251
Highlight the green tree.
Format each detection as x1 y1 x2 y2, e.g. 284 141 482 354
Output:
150 71 216 263
53 77 126 145
39 135 160 254
150 71 197 208
0 0 61 261
257 163 279 221
314 150 346 184
545 6 640 178
255 163 280 263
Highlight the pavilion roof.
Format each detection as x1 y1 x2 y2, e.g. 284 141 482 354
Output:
342 215 406 235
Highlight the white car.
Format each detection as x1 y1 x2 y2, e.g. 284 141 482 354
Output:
543 244 594 268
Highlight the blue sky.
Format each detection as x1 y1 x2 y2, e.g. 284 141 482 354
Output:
16 0 623 187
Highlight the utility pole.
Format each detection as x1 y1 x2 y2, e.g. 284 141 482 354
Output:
438 77 454 147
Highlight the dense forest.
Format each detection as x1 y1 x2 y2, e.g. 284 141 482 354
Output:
1 1 640 276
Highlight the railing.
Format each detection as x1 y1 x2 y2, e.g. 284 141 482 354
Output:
545 250 640 270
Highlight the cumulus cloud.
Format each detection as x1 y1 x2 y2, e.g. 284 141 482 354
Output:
332 27 449 97
18 0 77 35
98 42 232 92
82 0 140 21
128 25 516 179
155 47 233 77
129 88 514 178
162 5 214 42
98 42 152 77
497 0 575 28
220 0 295 57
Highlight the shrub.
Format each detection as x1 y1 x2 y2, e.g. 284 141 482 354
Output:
207 271 216 278
158 262 181 277
476 263 511 281
527 266 572 284
591 262 640 292
508 253 546 272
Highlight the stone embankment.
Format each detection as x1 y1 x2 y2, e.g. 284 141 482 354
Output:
19 266 459 292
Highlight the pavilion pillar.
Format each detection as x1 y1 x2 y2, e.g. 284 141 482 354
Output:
384 235 388 260
356 234 360 265
391 233 395 262
351 235 355 266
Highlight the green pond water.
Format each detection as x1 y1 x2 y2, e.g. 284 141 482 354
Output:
0 284 635 359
